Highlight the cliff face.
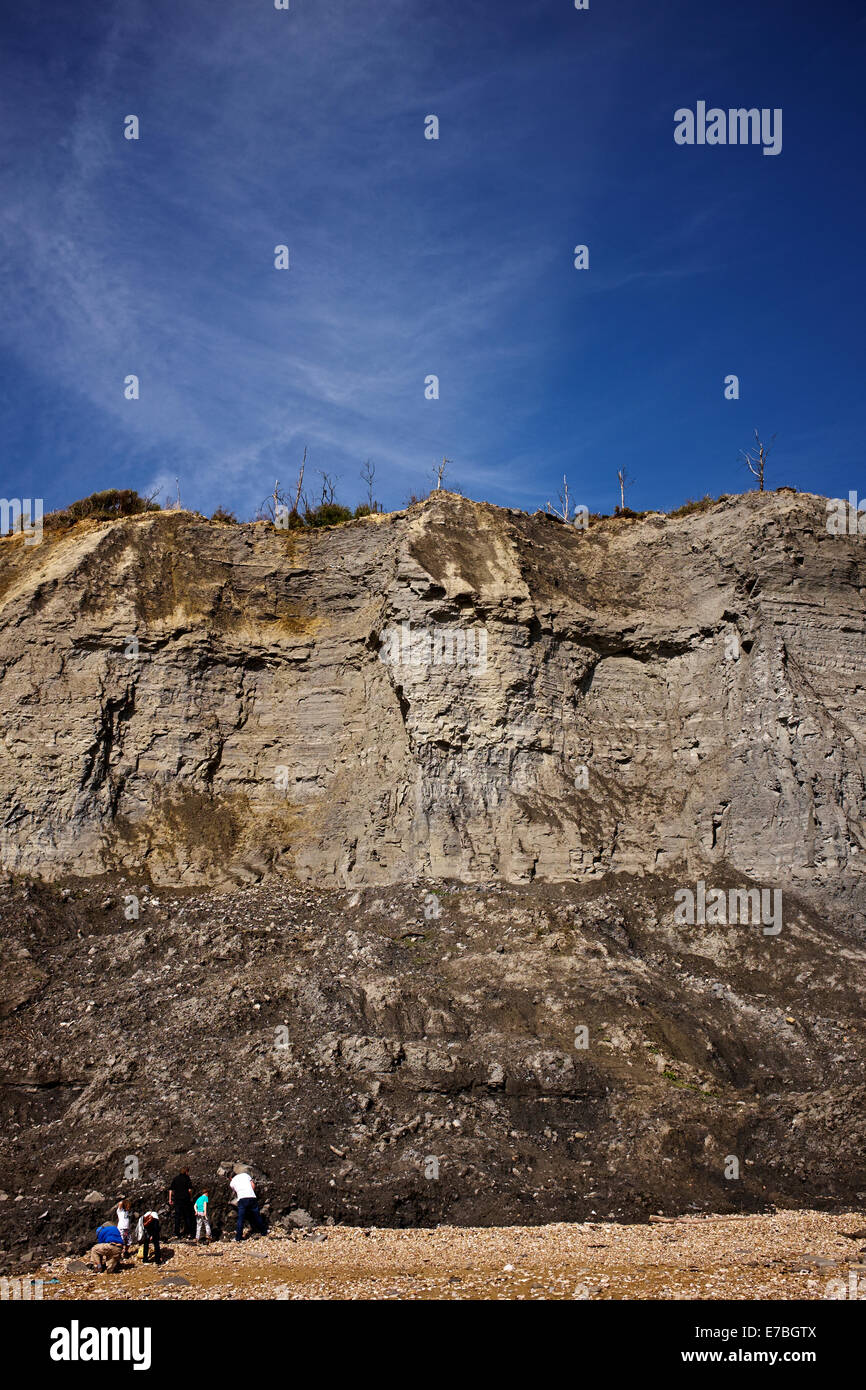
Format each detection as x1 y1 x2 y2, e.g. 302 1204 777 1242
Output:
0 490 864 915
2 490 866 1267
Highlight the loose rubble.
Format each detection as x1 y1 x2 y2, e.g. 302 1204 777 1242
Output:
25 1211 866 1301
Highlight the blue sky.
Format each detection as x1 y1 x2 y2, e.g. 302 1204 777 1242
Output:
1 0 864 519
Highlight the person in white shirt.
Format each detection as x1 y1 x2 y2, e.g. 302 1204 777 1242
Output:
116 1198 131 1254
229 1164 267 1242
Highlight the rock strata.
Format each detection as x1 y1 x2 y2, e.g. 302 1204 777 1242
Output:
1 490 864 1268
0 490 862 918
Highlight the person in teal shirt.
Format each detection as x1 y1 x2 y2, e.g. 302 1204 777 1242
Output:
194 1189 212 1244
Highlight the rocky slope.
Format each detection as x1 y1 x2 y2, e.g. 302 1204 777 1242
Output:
0 490 864 1269
0 873 864 1272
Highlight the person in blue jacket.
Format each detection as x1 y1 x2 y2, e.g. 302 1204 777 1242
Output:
89 1222 126 1273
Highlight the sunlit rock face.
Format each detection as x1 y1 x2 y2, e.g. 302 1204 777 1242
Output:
0 490 864 923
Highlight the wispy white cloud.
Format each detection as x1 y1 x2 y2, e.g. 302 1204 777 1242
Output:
0 0 735 516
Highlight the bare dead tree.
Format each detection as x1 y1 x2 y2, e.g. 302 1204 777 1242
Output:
255 449 309 524
256 484 288 522
740 430 775 492
318 471 338 505
361 458 376 510
558 474 572 522
292 446 307 513
257 478 292 523
433 456 451 490
545 475 574 522
616 468 633 512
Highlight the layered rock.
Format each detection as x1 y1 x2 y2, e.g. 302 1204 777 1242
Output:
2 489 866 1267
0 490 863 920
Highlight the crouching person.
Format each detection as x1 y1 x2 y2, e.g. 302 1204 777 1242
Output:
137 1211 162 1265
89 1222 126 1272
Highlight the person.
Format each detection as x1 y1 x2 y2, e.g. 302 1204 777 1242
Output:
116 1197 131 1256
230 1165 266 1242
136 1211 161 1265
168 1167 195 1238
89 1222 126 1273
194 1189 211 1244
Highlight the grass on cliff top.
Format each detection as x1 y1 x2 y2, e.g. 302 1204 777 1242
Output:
43 489 160 532
27 484 803 542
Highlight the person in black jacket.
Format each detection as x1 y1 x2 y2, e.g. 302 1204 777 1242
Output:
168 1168 195 1238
